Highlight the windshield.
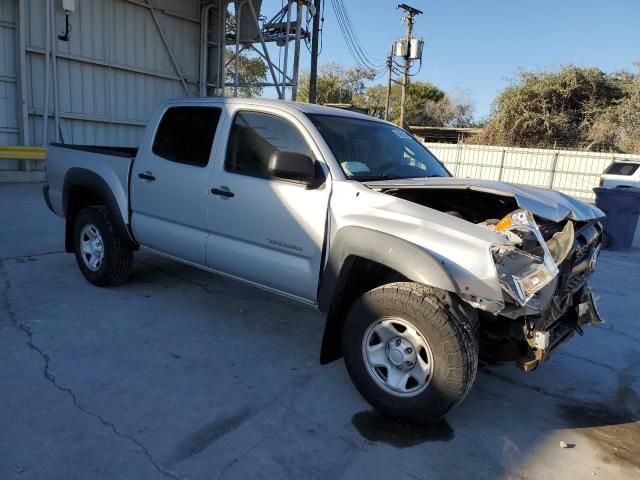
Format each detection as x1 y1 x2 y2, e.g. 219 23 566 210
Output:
307 114 451 181
604 162 639 176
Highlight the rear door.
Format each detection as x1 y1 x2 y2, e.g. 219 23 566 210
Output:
131 105 222 265
205 107 331 302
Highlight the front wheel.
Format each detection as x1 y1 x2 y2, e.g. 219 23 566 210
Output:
342 282 478 423
73 206 133 286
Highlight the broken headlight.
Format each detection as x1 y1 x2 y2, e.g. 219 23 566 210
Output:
492 209 560 305
492 247 558 304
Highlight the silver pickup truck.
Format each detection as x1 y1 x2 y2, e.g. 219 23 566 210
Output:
43 97 604 423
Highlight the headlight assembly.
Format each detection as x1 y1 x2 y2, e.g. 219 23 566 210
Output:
492 209 560 305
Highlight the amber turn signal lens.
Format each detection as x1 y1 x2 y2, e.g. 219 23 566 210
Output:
496 216 513 232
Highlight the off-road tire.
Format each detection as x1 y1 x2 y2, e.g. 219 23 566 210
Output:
73 206 133 286
342 282 478 423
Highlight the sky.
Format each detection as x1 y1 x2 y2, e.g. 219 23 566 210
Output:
262 0 640 120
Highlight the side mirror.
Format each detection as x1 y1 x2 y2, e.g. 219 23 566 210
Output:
268 150 316 183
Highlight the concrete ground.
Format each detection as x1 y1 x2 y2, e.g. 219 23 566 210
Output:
1 182 639 480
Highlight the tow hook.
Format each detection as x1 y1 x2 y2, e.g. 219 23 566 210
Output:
532 331 550 350
519 328 550 372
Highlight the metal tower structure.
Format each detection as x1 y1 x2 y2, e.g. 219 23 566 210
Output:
199 0 312 100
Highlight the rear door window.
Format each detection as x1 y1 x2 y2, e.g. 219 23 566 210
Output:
152 106 222 167
604 162 640 176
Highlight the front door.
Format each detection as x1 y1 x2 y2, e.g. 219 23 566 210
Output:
205 109 331 302
131 105 222 265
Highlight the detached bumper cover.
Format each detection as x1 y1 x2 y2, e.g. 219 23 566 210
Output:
576 286 604 327
520 285 603 371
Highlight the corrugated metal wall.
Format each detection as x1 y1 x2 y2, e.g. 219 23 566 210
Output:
0 0 20 170
26 0 202 151
0 0 203 170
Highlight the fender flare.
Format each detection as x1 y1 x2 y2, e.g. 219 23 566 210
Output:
62 167 135 251
318 226 459 312
317 226 460 364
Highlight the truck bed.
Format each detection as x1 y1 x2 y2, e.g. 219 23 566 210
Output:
45 143 136 223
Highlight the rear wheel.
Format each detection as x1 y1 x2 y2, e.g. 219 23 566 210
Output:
342 282 478 423
73 206 133 286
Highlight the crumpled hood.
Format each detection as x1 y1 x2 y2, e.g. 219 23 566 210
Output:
366 178 604 222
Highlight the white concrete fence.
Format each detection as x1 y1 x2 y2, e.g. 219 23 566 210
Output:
424 142 639 200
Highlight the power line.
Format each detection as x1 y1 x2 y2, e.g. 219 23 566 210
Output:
334 0 383 66
331 0 369 70
329 0 385 74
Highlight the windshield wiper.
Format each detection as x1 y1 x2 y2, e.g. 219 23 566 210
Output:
350 174 450 182
348 174 404 182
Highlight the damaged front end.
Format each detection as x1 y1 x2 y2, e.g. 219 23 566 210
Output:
481 208 604 371
374 182 605 372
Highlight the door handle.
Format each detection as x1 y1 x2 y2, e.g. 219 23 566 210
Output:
138 172 156 181
211 187 235 198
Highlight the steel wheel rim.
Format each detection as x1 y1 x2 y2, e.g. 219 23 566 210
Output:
362 317 434 397
79 223 104 272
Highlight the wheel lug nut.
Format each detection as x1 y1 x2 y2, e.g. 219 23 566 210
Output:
405 348 413 354
405 361 413 367
395 339 401 347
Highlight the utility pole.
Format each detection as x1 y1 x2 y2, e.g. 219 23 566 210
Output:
291 1 303 100
399 14 412 128
309 0 322 103
397 4 422 128
384 51 392 120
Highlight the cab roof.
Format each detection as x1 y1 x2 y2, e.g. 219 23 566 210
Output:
163 96 387 123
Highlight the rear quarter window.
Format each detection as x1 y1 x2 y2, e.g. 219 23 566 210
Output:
604 162 640 176
152 106 221 167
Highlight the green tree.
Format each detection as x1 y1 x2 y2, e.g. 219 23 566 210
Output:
224 50 268 98
472 65 640 151
298 63 375 105
297 63 475 128
420 92 475 128
588 67 640 153
356 81 473 127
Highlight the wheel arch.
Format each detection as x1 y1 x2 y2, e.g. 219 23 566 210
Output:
317 226 460 364
63 168 136 252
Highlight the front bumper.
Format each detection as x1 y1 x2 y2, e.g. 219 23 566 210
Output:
512 220 604 371
519 285 603 371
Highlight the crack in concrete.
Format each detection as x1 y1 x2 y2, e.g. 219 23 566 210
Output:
556 351 618 373
481 368 578 403
0 260 181 480
213 387 295 480
214 371 318 480
596 325 640 345
215 414 286 480
0 250 66 261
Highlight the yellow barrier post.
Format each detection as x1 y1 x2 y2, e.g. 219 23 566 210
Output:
0 146 47 182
